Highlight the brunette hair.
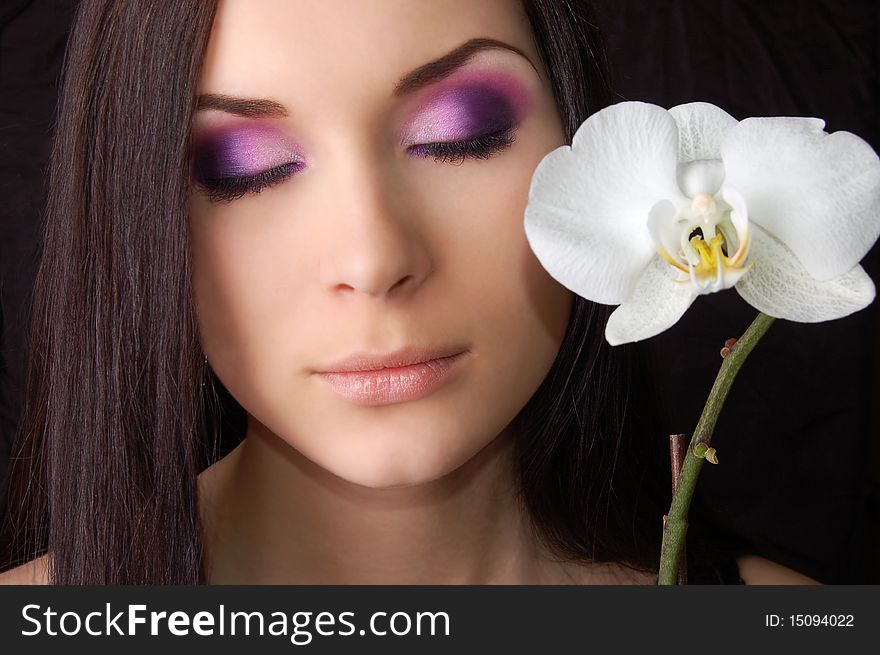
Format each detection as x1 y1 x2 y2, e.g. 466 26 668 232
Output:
1 0 678 583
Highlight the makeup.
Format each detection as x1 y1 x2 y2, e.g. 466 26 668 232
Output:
189 65 532 202
190 123 305 184
316 352 468 406
401 68 532 147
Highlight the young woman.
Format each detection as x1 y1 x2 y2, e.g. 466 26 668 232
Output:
0 0 817 585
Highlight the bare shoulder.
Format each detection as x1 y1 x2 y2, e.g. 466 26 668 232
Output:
0 554 50 585
735 554 821 585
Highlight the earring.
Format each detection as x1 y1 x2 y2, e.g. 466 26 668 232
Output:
202 353 209 387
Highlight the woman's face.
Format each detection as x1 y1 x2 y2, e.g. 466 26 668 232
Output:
189 0 572 488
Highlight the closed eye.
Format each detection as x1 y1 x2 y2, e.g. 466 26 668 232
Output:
194 127 516 203
195 162 300 203
407 127 516 164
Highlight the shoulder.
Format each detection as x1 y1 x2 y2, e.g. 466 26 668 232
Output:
0 554 50 585
735 553 821 585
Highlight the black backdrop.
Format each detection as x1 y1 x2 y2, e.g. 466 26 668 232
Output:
0 0 877 583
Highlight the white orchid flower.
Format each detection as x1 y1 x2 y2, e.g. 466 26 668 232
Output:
524 101 880 345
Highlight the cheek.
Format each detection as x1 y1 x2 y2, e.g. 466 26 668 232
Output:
188 208 311 392
430 149 572 408
443 139 572 349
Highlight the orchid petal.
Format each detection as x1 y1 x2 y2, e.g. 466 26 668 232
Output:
524 101 683 304
668 102 738 162
722 117 880 281
605 254 697 345
735 223 875 322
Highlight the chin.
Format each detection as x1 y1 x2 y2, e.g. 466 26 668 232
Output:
290 410 498 490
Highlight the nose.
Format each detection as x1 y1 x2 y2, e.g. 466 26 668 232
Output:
318 160 432 300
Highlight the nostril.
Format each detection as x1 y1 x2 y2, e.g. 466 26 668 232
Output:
389 275 411 293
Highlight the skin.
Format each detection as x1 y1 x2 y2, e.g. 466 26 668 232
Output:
0 0 821 586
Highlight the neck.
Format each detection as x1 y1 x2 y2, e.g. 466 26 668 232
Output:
199 417 557 584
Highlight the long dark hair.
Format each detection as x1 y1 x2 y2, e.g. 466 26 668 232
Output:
1 0 678 583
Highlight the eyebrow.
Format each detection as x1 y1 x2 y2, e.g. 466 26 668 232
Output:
196 94 288 118
392 37 536 96
196 37 535 118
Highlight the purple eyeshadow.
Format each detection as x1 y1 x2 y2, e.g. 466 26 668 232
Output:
190 69 530 190
402 71 531 144
191 124 303 182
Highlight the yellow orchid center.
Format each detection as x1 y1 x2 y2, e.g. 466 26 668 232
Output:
690 232 726 273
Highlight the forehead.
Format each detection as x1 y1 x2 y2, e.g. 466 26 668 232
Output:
199 0 540 113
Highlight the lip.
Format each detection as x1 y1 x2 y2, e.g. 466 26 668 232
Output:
314 346 469 406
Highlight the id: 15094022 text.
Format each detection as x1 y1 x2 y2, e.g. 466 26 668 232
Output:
764 614 854 628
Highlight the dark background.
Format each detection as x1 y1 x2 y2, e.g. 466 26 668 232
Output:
0 0 877 583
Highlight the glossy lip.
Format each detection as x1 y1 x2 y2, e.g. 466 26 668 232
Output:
314 346 469 406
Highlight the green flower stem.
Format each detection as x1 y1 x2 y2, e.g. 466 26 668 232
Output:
668 433 688 585
657 311 776 585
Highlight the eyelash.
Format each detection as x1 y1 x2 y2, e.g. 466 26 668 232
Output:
196 127 516 203
407 127 516 165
